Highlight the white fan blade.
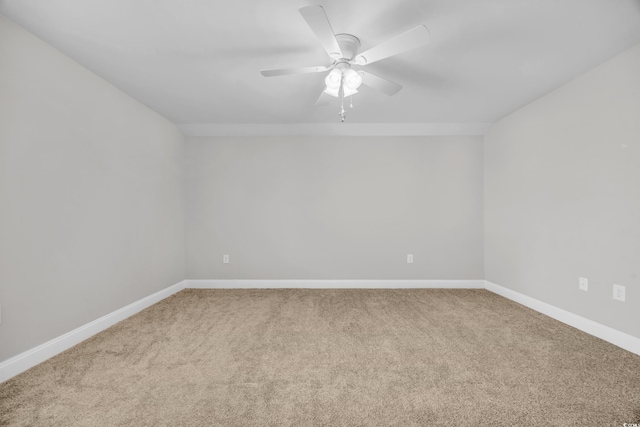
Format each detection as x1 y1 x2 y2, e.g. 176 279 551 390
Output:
355 25 430 65
360 71 402 96
299 6 343 59
261 65 329 77
315 90 334 106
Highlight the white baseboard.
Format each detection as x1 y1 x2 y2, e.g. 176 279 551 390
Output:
484 281 640 356
0 280 186 384
186 279 486 289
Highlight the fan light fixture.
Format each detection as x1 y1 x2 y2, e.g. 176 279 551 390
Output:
323 68 362 98
322 66 363 121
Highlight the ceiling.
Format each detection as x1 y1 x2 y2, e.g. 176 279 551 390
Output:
2 0 640 132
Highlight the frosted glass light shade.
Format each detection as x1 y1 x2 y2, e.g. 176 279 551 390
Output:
343 69 363 90
324 69 342 89
343 86 358 97
323 85 340 97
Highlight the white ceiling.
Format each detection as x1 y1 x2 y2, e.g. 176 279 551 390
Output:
2 0 640 132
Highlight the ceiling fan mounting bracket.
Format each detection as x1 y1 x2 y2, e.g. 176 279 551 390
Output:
334 33 360 60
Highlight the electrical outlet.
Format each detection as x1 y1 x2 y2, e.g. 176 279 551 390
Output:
407 254 413 264
579 277 588 292
223 254 229 264
613 284 625 302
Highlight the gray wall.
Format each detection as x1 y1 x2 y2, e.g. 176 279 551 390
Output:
186 136 484 280
485 43 640 338
0 16 186 362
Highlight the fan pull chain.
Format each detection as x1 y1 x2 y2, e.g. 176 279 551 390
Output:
350 96 354 109
339 90 346 122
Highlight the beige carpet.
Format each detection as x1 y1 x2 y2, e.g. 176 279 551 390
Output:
1 289 639 426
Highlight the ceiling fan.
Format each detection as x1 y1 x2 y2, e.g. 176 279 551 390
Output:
260 5 431 120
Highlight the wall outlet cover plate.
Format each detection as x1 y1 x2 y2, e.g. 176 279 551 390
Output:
613 284 625 302
579 277 588 292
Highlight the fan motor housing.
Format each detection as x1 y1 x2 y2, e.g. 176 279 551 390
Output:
335 34 361 60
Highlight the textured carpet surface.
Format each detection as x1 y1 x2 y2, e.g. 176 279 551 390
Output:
1 289 639 426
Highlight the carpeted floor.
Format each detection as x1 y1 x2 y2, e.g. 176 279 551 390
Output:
1 289 639 426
